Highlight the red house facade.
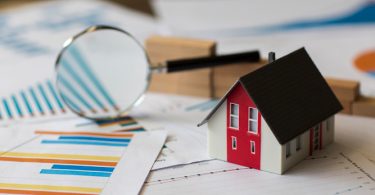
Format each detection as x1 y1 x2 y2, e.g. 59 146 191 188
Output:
226 84 261 169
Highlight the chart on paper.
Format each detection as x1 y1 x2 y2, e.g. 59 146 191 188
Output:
0 128 166 195
143 144 375 195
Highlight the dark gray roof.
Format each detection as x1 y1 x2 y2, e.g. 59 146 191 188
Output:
198 48 342 145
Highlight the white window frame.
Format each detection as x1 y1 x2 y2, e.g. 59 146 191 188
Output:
250 141 256 154
248 107 258 134
231 136 237 150
286 142 291 158
229 103 239 130
296 136 301 151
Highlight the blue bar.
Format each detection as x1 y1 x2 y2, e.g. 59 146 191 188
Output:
20 91 33 116
38 83 54 114
40 169 111 177
58 75 95 112
47 80 65 112
116 128 145 133
41 140 128 147
127 129 146 132
2 98 12 118
51 164 114 172
11 95 23 117
29 87 44 114
58 136 131 143
119 122 138 127
60 58 107 111
68 45 117 109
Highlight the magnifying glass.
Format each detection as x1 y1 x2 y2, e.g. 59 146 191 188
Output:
55 25 260 121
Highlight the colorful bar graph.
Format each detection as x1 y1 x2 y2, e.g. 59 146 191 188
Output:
35 130 133 138
38 83 55 114
40 169 111 177
41 140 128 147
47 80 66 113
68 45 119 111
58 136 131 143
2 98 13 119
0 183 101 195
11 95 23 117
20 91 34 116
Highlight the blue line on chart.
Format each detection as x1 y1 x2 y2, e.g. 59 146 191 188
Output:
51 164 114 172
58 136 131 143
29 87 44 115
69 45 118 110
60 92 83 114
41 140 128 147
60 58 107 112
2 98 13 118
38 83 55 114
40 169 111 177
47 80 65 112
20 91 34 116
11 95 23 117
58 75 96 113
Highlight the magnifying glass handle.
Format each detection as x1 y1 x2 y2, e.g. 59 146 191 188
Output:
165 50 260 73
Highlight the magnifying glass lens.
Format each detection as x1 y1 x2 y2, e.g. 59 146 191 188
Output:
56 28 150 120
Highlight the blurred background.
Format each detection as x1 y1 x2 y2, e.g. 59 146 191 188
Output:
0 0 374 117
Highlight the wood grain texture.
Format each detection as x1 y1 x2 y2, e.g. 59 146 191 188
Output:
146 35 216 97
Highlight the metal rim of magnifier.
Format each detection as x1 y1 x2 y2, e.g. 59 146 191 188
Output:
55 25 152 121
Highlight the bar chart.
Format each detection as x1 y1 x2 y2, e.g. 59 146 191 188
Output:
0 127 166 194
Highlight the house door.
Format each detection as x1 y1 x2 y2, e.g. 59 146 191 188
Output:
310 124 322 155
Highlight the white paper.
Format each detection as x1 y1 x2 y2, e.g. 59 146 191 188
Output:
142 144 375 195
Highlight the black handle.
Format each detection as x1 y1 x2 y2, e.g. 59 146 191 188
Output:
166 50 260 73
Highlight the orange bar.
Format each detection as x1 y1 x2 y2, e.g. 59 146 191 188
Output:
0 189 97 195
0 156 117 167
35 131 133 138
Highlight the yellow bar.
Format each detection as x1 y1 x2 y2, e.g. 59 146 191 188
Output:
0 151 120 162
0 183 101 193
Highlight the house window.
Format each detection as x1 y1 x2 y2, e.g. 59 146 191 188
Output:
232 136 237 150
296 136 301 151
250 141 255 154
248 107 258 134
230 103 239 129
286 142 291 158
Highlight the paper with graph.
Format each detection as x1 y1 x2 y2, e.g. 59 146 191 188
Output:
143 144 375 195
0 127 166 195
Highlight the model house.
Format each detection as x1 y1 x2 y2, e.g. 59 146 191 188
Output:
198 48 342 174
